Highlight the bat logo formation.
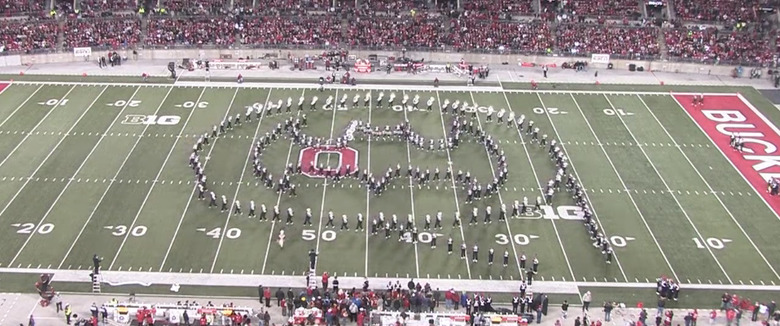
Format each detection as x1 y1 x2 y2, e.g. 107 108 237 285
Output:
186 92 592 225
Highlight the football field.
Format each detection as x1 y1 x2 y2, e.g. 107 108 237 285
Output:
0 80 778 292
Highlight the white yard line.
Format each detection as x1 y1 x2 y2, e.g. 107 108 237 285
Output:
468 92 577 284
0 81 12 96
434 91 474 278
557 93 679 281
209 90 270 273
491 92 547 279
157 88 239 271
638 95 780 281
601 94 732 283
58 86 176 268
364 90 373 277
8 86 140 266
0 84 43 129
401 90 421 279
260 89 300 274
0 85 76 171
107 87 204 270
311 88 341 273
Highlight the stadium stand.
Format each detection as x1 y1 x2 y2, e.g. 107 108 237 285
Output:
664 27 774 65
346 14 444 49
164 0 232 15
63 18 141 50
562 0 641 18
555 24 660 58
238 16 343 47
146 17 237 46
0 20 58 53
79 0 137 13
463 0 534 15
674 0 760 22
0 0 43 16
447 18 552 53
0 0 777 67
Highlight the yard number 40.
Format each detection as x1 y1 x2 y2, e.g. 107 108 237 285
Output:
693 237 731 250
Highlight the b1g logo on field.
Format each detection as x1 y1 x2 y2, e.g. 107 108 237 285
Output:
518 205 583 220
121 115 181 125
299 146 358 178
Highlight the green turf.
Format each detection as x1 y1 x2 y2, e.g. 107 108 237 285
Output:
0 81 777 298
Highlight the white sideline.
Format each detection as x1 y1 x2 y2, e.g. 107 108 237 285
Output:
4 267 780 294
1 80 744 96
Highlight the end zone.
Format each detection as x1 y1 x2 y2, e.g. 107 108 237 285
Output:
673 93 780 219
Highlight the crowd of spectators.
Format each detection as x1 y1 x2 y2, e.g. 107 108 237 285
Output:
79 0 137 13
555 24 660 58
664 27 774 65
63 18 141 50
346 14 445 49
1 0 779 66
238 16 343 47
0 0 43 16
359 0 435 12
716 293 778 325
447 18 552 53
233 0 331 15
164 0 232 15
0 20 58 53
146 17 237 47
675 0 759 22
462 0 534 15
562 0 640 18
54 0 74 13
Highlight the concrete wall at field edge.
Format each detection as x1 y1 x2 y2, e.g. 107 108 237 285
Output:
19 48 741 77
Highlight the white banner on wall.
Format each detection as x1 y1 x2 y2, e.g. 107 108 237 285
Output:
591 54 610 64
0 55 21 67
73 47 92 57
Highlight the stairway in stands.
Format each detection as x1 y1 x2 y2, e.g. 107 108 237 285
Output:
656 26 668 60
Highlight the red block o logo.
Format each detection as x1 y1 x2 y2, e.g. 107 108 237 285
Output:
299 146 359 178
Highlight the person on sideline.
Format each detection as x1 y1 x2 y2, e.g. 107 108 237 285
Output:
582 291 592 311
